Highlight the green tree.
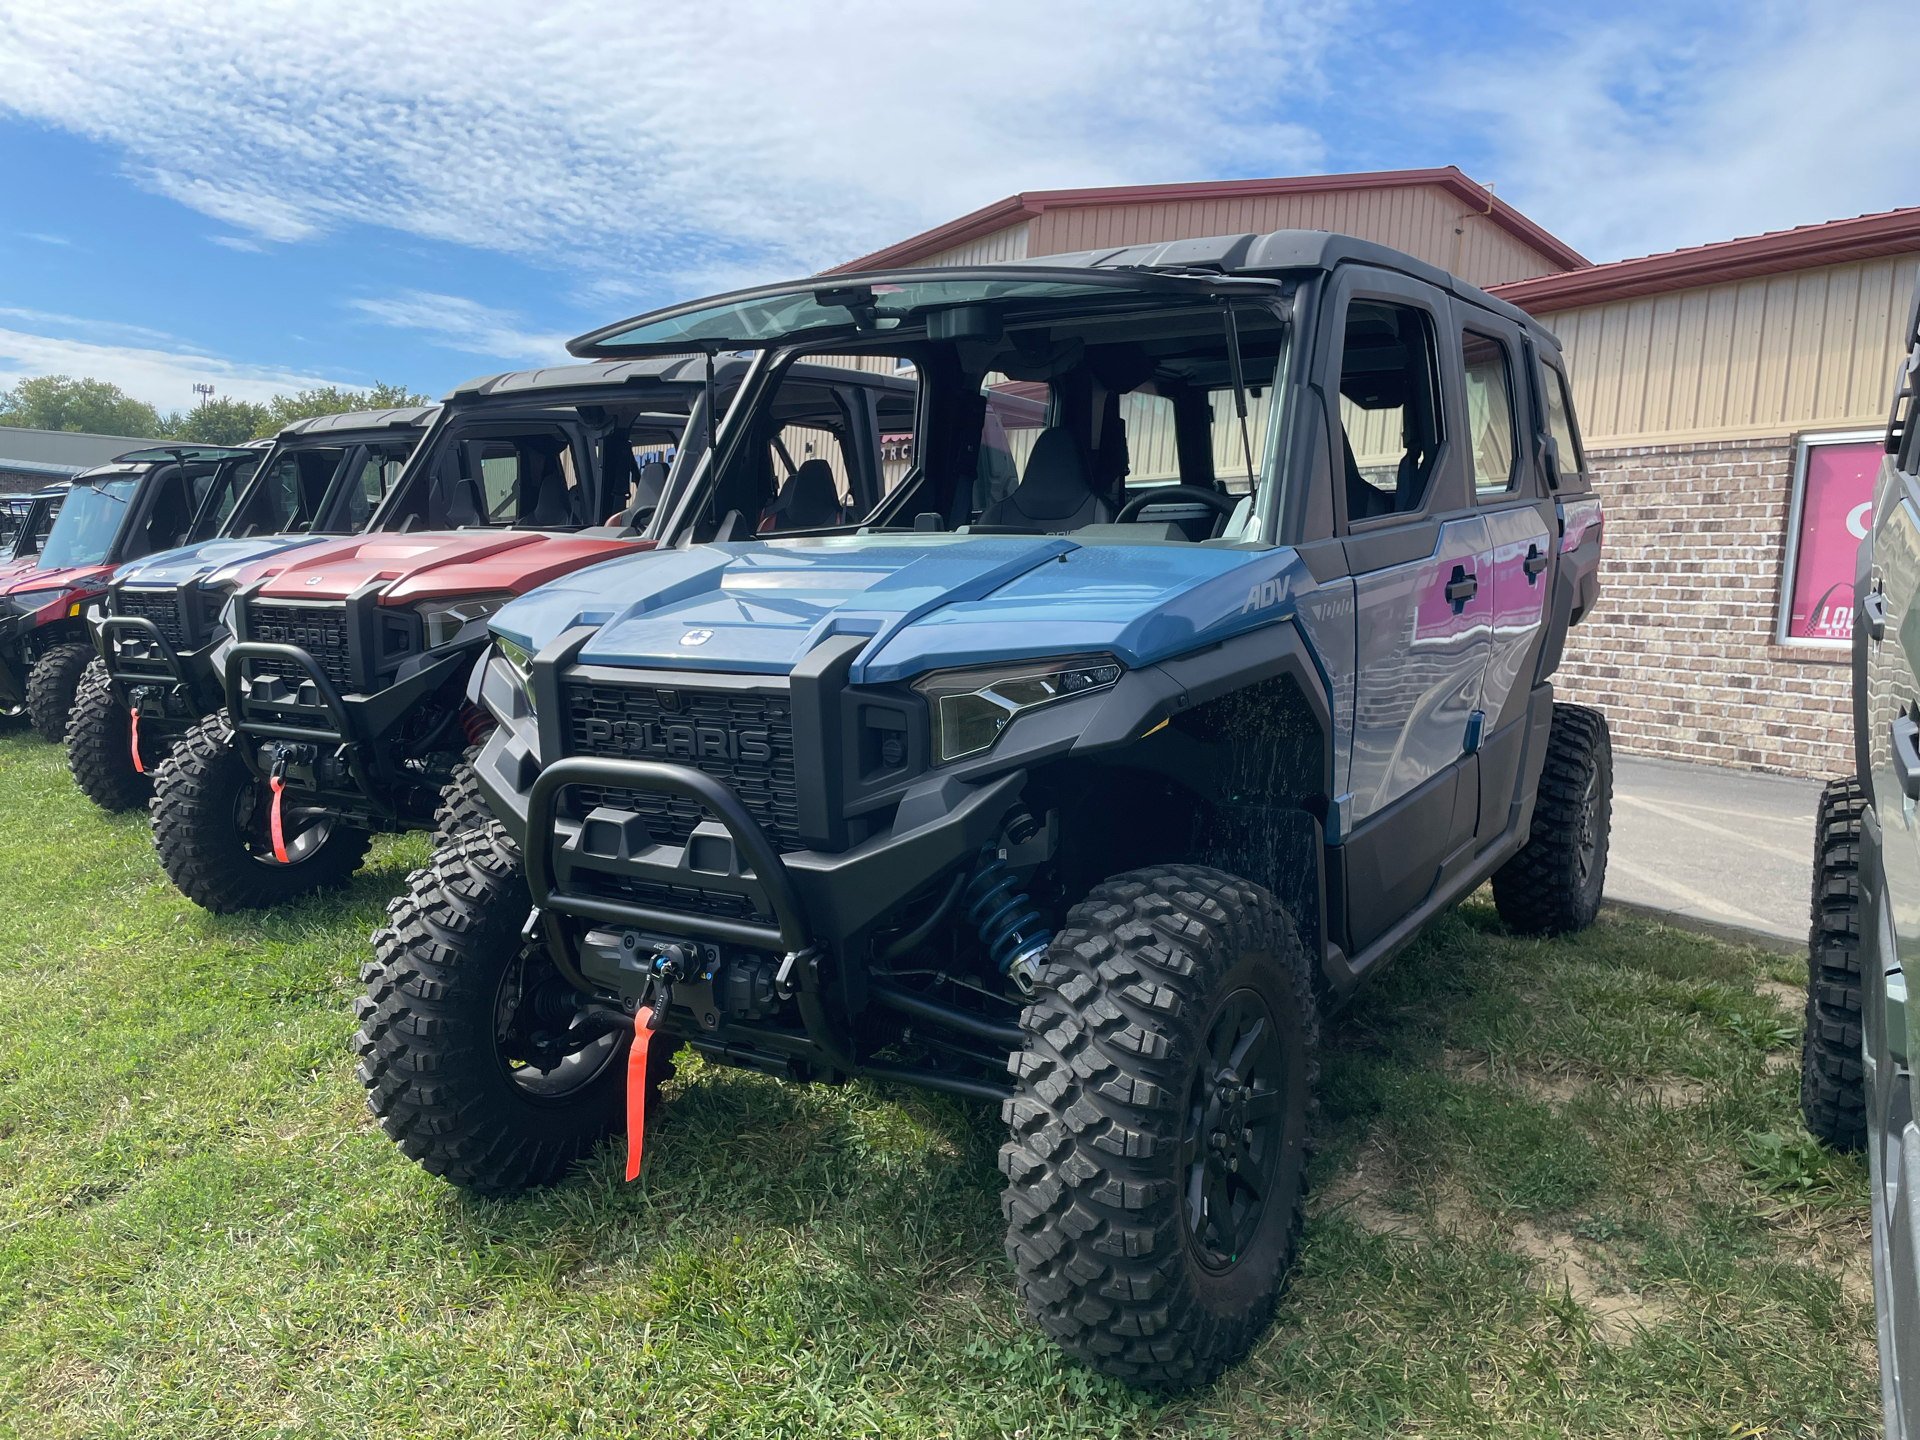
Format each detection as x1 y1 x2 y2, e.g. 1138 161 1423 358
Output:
166 397 272 446
0 375 164 437
255 381 433 438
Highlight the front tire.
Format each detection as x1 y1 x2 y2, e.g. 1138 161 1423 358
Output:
1802 776 1867 1150
1001 865 1316 1388
148 711 371 912
26 641 92 743
65 659 157 811
430 746 497 849
357 821 675 1193
1492 703 1613 935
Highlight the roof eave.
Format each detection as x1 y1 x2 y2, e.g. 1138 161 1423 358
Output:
823 166 1590 276
1492 208 1920 314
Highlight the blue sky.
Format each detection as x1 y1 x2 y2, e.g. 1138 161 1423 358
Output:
1 0 1913 413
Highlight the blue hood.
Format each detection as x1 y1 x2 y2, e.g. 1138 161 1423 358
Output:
492 534 1314 683
113 533 335 590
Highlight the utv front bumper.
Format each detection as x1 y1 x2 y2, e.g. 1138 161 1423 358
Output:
219 635 481 827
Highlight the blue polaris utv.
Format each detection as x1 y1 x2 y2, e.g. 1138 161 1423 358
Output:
358 231 1610 1387
65 409 436 811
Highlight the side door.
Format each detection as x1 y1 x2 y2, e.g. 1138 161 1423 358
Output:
1454 305 1557 846
1331 267 1494 950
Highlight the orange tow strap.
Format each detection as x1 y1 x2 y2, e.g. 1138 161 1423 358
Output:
129 709 144 774
624 1008 655 1181
268 771 290 864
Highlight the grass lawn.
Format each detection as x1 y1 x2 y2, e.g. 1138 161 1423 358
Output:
0 730 1879 1438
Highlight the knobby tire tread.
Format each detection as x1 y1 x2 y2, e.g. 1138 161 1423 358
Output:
148 710 370 912
999 863 1316 1388
1802 775 1867 1150
1491 703 1612 935
26 641 93 744
357 820 671 1194
65 658 152 811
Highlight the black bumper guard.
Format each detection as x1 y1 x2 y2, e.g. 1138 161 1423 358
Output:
526 756 810 954
98 615 189 689
222 641 389 813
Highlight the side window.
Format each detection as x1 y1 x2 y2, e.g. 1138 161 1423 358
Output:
1461 331 1519 495
1337 301 1443 524
1542 362 1586 482
476 444 519 519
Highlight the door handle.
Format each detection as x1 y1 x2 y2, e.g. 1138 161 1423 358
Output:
1864 590 1888 642
1445 566 1478 613
1523 544 1548 580
1894 714 1920 800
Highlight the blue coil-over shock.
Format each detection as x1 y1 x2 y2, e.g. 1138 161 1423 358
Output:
965 842 1051 995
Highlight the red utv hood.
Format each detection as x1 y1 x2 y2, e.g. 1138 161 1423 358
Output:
234 531 647 604
1 562 113 597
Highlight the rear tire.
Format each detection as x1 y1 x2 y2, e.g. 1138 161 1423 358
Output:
1492 703 1613 935
65 659 155 811
1802 776 1867 1150
431 746 497 849
357 821 675 1193
148 711 371 912
1001 864 1316 1388
26 641 92 743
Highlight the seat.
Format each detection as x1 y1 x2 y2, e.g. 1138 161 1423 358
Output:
977 428 1112 531
520 446 577 527
1342 431 1394 522
763 459 842 531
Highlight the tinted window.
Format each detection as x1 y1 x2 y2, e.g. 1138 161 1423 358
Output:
1461 330 1518 495
1337 301 1443 523
1542 362 1585 482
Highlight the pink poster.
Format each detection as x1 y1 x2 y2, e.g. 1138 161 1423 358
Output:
1786 440 1881 643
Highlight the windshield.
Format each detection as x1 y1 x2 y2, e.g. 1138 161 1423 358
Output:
658 296 1290 548
585 277 1169 353
37 478 136 570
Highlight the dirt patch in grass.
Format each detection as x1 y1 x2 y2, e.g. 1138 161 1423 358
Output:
1509 1220 1678 1340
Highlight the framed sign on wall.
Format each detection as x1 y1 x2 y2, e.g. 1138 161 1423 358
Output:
1778 429 1884 649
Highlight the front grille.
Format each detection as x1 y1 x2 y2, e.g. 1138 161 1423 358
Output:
561 681 800 851
247 602 352 689
117 588 190 650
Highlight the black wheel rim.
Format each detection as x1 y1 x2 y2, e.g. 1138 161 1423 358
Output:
1180 988 1287 1272
233 780 336 867
1573 767 1600 888
492 942 622 1102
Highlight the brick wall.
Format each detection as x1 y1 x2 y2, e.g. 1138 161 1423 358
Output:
1552 436 1853 781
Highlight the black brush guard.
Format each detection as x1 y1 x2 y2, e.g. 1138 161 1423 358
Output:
523 754 1020 1101
222 640 389 815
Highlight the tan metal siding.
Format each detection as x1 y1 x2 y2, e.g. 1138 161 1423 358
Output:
1021 184 1563 287
1541 251 1920 446
917 222 1030 267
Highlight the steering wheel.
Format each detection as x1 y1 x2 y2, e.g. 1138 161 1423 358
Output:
1114 484 1241 524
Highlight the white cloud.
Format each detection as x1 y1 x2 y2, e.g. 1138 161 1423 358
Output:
1436 1 1920 264
0 0 1343 288
348 290 570 363
0 327 348 410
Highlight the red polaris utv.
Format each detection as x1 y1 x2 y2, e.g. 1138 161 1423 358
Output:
150 357 913 911
0 446 262 740
67 407 437 811
0 483 68 586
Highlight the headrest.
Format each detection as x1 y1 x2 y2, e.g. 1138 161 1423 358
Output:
633 461 669 512
1006 428 1092 521
769 459 841 530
